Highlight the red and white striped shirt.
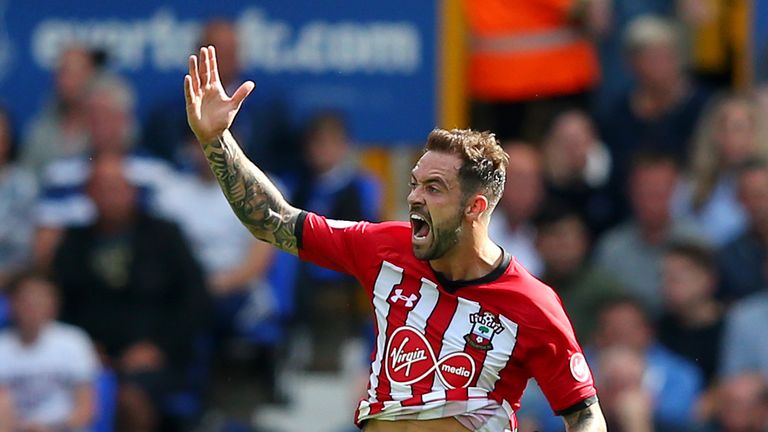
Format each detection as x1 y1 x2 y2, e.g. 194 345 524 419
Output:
297 212 597 431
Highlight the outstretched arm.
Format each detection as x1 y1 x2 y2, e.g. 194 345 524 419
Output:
562 403 608 432
184 46 301 254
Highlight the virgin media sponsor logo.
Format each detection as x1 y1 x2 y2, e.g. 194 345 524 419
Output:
385 326 475 390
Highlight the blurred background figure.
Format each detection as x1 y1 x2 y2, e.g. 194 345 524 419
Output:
0 107 36 289
593 346 654 432
594 151 699 314
0 273 98 432
282 111 381 371
676 94 768 246
541 109 616 235
34 75 176 268
20 46 99 176
599 15 711 200
51 155 210 432
143 18 293 174
465 0 603 142
719 279 768 382
533 201 624 344
701 372 768 432
657 241 724 386
154 133 287 417
490 142 545 276
591 297 704 431
717 158 768 302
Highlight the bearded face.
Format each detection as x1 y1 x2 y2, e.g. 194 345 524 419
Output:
408 151 469 261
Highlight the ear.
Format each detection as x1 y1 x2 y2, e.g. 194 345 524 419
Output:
466 194 489 221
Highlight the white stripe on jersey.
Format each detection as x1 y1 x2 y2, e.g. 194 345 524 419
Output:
476 314 519 391
392 278 440 398
365 261 403 408
431 297 482 392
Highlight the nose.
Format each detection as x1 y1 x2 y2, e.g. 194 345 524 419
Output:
407 186 424 207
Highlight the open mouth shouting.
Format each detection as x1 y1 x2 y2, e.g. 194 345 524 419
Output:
410 212 432 246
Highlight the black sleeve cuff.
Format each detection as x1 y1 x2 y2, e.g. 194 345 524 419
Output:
555 395 599 417
294 211 308 250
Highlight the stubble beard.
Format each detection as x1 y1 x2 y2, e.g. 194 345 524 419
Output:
413 208 464 261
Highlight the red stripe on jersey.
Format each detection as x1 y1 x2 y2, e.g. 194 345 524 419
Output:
463 340 490 387
445 388 469 401
488 360 527 411
410 293 459 395
400 394 424 407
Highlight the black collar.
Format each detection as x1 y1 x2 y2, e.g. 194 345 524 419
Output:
432 249 512 293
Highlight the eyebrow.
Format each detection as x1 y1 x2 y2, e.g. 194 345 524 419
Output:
411 174 450 189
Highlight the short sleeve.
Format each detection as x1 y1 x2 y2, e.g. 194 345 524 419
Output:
719 301 760 377
67 328 99 384
296 211 374 277
521 298 597 415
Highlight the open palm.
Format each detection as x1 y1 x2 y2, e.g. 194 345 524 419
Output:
184 46 254 144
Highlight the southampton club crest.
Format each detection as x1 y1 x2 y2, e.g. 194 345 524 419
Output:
464 310 505 351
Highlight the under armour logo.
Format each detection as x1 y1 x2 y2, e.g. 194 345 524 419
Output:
389 289 419 308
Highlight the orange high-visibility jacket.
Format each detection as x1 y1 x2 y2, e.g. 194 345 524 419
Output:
464 0 600 101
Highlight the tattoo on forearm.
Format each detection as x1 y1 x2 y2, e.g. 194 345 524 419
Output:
563 404 607 432
202 130 300 254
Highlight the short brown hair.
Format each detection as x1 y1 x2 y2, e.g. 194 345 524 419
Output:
665 240 716 273
424 128 509 208
6 269 58 300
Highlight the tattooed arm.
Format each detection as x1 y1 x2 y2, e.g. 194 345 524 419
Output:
562 403 607 432
201 130 300 252
184 46 300 254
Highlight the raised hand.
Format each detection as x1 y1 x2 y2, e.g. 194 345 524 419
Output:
184 45 255 144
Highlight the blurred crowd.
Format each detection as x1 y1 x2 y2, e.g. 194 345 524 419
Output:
0 1 767 431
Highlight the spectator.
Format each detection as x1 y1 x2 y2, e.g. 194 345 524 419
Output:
143 19 292 173
704 372 768 432
153 135 284 401
52 155 210 432
284 111 382 371
20 46 97 176
718 158 768 302
489 142 544 276
533 201 624 344
599 15 711 200
541 109 617 235
0 107 37 287
676 94 768 246
34 76 176 266
591 297 704 431
719 286 768 379
593 0 676 118
657 241 725 385
594 151 699 314
0 272 98 432
465 0 603 142
594 346 654 432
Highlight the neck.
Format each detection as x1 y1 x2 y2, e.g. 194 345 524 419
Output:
638 219 669 244
430 227 502 281
97 215 135 235
634 76 689 117
17 326 43 345
677 300 720 327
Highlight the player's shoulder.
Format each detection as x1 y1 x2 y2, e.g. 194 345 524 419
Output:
494 257 566 317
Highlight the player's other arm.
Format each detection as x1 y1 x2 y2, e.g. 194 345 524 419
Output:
562 402 607 432
184 46 300 254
